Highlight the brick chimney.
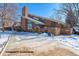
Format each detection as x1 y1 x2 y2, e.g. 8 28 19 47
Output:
21 6 28 31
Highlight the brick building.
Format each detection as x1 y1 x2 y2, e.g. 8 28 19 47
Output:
21 6 28 31
21 6 73 35
0 6 72 35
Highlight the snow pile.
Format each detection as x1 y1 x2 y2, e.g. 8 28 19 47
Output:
0 32 39 44
0 48 2 51
0 35 9 45
0 38 8 45
14 32 39 36
0 34 9 52
54 36 79 50
15 32 39 40
16 36 38 40
38 33 49 37
15 33 53 41
0 31 12 46
45 37 53 40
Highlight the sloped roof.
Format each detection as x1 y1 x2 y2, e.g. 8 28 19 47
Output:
28 14 66 26
22 16 44 25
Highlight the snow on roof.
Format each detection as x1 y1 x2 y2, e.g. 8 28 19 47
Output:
22 16 44 25
28 14 66 25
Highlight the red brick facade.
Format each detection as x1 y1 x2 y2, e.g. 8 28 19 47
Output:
21 6 28 31
21 6 72 35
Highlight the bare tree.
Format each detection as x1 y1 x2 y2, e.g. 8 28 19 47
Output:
0 3 18 32
63 3 79 27
53 3 79 27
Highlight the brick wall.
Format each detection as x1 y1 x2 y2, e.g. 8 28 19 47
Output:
21 6 28 31
60 28 73 34
44 20 52 26
47 27 60 35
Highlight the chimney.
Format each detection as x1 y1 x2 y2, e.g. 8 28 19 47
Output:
22 6 28 17
21 6 28 31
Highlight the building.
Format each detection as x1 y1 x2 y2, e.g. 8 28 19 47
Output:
21 6 73 35
21 6 28 31
0 6 72 35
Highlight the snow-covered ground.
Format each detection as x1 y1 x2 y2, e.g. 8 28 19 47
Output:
0 31 13 45
0 31 79 54
0 31 39 44
0 31 12 52
14 32 79 51
54 35 79 50
0 32 40 52
15 33 79 52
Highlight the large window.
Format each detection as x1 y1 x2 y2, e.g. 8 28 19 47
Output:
27 20 32 30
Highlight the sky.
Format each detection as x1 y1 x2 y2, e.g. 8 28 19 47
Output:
18 3 60 18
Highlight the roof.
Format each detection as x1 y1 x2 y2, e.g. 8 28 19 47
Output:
22 16 44 25
28 14 66 25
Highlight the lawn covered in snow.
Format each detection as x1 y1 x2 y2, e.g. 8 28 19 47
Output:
54 35 79 50
0 31 79 52
14 32 79 51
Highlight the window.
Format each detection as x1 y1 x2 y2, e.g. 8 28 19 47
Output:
27 20 32 30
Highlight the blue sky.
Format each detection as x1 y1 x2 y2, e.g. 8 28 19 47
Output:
18 3 60 18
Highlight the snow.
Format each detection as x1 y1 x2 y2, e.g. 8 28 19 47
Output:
0 48 2 52
0 31 15 51
38 33 49 37
0 31 79 52
13 32 39 36
16 33 53 41
0 31 39 43
0 36 9 52
0 34 10 45
54 35 79 50
0 37 8 45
